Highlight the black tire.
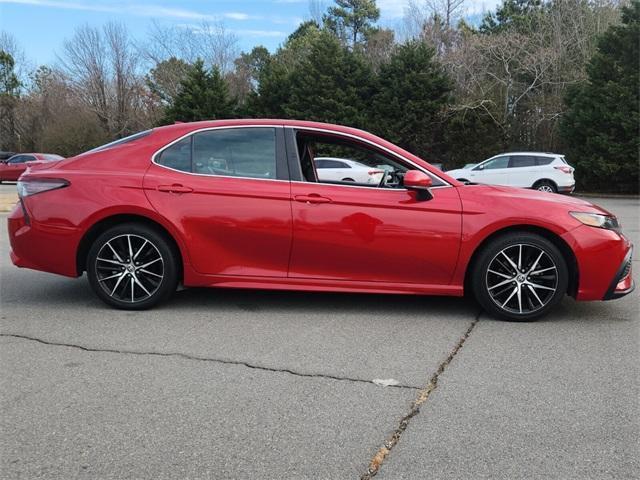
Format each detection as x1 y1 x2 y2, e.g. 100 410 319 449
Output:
87 223 179 310
533 180 557 193
470 232 568 321
457 178 469 183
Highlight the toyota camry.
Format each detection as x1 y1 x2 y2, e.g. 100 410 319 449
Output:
7 119 634 320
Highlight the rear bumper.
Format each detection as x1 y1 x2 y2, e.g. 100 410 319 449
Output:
8 203 80 277
558 184 575 194
603 246 634 300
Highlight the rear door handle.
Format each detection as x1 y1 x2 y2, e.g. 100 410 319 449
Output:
157 184 193 194
294 194 331 204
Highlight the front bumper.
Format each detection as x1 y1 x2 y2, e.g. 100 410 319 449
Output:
603 246 634 300
561 225 634 301
558 184 575 194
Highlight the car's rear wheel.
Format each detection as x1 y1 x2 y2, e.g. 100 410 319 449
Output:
87 223 179 310
471 232 568 321
533 180 557 193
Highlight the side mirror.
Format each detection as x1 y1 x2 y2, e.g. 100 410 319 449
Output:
403 170 433 201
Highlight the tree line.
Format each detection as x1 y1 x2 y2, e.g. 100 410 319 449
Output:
0 0 637 193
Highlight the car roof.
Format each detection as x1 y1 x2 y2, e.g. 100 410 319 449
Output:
497 152 562 157
154 119 374 137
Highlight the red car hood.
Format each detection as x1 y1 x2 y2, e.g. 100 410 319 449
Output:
464 184 613 216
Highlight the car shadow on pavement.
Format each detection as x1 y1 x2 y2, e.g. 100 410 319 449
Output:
169 286 480 316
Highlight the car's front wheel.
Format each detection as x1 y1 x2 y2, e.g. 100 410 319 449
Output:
87 223 179 310
471 232 568 321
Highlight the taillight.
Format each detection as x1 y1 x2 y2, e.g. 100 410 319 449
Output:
554 166 573 174
17 178 69 197
368 169 384 176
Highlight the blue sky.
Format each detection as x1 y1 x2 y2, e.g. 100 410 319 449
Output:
0 0 501 67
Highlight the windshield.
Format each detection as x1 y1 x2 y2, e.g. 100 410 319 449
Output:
81 130 152 155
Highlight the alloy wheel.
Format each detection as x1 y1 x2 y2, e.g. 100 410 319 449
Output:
95 234 164 303
485 243 558 315
537 184 554 193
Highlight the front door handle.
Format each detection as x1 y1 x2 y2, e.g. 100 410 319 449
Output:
157 184 193 194
294 194 332 204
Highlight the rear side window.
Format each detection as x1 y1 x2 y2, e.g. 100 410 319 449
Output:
192 128 276 179
84 130 152 154
509 156 536 168
535 156 554 166
157 137 192 172
479 156 509 170
9 155 33 164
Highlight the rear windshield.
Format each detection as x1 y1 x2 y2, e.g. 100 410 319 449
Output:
81 130 152 155
41 154 64 161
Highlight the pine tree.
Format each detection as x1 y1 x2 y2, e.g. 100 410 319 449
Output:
323 0 380 49
369 41 451 159
283 31 373 127
163 59 235 124
0 50 21 150
560 1 639 193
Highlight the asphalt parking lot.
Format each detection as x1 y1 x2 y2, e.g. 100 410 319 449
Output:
1 184 638 479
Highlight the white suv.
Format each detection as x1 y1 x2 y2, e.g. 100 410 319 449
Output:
446 152 575 194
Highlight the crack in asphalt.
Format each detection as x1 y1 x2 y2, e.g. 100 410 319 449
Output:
361 311 482 479
0 332 420 390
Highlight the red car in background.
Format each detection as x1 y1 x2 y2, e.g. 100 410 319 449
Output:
7 120 634 320
0 153 64 182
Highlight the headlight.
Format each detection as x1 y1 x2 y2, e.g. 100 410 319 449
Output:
569 211 621 231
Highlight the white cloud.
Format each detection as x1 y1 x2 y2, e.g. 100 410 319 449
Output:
0 0 256 21
465 0 502 15
224 12 252 21
234 29 287 37
376 0 410 19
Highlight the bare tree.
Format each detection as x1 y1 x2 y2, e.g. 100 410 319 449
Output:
399 0 466 54
58 22 149 138
143 21 239 73
308 0 327 24
426 0 466 28
0 31 31 86
363 28 395 71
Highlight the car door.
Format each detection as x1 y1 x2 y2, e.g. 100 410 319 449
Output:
143 126 293 277
507 155 538 187
286 129 462 286
469 155 510 185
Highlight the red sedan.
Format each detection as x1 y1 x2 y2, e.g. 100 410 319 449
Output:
7 120 634 320
0 153 64 182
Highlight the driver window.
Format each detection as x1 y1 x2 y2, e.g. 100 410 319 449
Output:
295 132 410 189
